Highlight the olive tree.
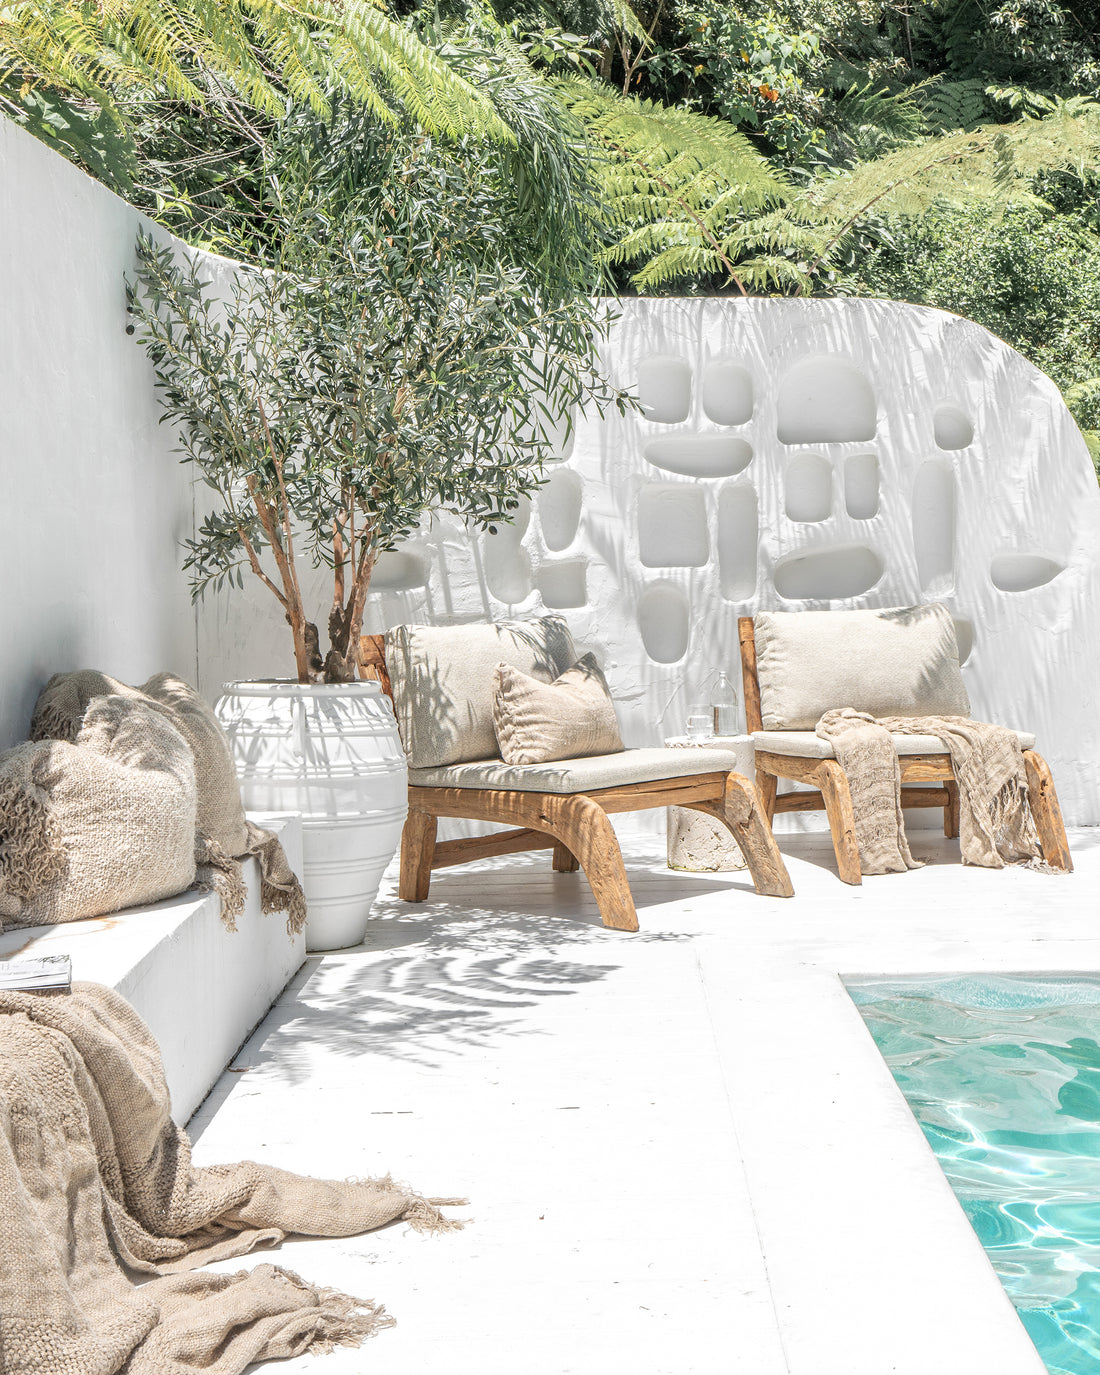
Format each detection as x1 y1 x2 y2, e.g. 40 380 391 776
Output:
130 130 627 682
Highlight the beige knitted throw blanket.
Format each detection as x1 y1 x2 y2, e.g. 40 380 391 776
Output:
0 982 464 1374
815 710 1042 876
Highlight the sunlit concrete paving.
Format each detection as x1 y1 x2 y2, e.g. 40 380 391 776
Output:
189 827 1100 1375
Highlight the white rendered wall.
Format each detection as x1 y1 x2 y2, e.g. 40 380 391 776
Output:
199 296 1100 824
0 120 196 749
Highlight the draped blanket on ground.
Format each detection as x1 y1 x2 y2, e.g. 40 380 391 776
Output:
815 710 1043 876
0 983 464 1375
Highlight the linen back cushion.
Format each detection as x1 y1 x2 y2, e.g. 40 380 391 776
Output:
492 653 625 766
753 603 970 730
385 617 578 768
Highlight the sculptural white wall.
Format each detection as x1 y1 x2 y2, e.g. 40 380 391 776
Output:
0 121 196 751
200 294 1100 824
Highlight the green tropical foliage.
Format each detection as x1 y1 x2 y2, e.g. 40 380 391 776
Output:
7 0 1100 469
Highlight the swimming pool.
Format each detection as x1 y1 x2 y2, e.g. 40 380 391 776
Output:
848 974 1100 1375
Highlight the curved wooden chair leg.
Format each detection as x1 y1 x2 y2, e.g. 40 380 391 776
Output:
546 795 638 932
943 780 960 839
1023 750 1073 872
815 761 862 886
399 808 437 901
552 842 581 873
756 768 778 824
689 773 794 898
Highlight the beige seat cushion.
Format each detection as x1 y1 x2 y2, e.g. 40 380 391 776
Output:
385 617 577 769
409 746 743 794
493 654 624 765
753 729 1036 760
754 604 970 730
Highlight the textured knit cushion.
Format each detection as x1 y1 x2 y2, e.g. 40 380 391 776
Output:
384 617 577 769
408 746 742 793
752 728 1035 759
31 669 249 856
493 654 624 766
0 696 197 927
753 604 970 730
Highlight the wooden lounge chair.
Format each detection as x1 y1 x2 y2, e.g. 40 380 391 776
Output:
737 608 1073 885
360 624 793 932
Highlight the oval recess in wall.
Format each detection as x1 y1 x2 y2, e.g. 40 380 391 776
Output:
844 452 879 519
638 583 691 663
370 550 429 591
776 356 877 444
484 539 532 605
912 458 956 597
933 404 974 451
784 453 832 523
638 483 709 568
636 355 693 423
701 361 753 425
989 553 1065 592
539 468 583 551
643 434 752 479
773 544 885 601
952 617 974 666
717 483 758 601
483 501 533 604
537 558 588 609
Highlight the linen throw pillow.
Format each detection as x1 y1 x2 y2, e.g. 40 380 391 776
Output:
0 695 197 927
492 653 624 766
753 603 970 731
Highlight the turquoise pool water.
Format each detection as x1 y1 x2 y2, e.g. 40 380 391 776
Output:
849 974 1100 1375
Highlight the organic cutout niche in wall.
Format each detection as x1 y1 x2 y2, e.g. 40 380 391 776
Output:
845 453 879 519
638 582 690 663
701 360 753 425
539 468 583 551
717 483 758 600
912 459 956 596
483 501 532 604
537 559 588 609
773 544 884 601
933 405 974 451
776 356 876 444
638 483 709 567
990 553 1065 592
952 618 974 666
643 434 753 479
370 550 429 592
636 355 692 423
784 453 832 522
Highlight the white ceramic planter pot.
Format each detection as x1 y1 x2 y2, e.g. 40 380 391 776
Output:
215 681 408 952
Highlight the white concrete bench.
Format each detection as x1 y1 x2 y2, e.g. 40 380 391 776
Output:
0 814 305 1124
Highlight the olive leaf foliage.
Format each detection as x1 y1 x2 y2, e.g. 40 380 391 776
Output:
129 131 629 683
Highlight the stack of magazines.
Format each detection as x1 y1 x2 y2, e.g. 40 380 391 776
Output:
0 955 72 992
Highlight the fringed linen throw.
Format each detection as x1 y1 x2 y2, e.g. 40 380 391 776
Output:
31 670 306 934
816 710 1043 876
0 982 464 1374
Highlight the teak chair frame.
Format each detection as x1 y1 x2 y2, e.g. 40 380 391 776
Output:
360 634 794 931
737 616 1073 885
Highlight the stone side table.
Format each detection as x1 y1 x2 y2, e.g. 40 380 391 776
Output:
665 734 756 872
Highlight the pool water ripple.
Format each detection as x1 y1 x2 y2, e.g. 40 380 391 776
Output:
849 974 1100 1375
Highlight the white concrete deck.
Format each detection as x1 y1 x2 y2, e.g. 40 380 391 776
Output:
188 827 1100 1375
